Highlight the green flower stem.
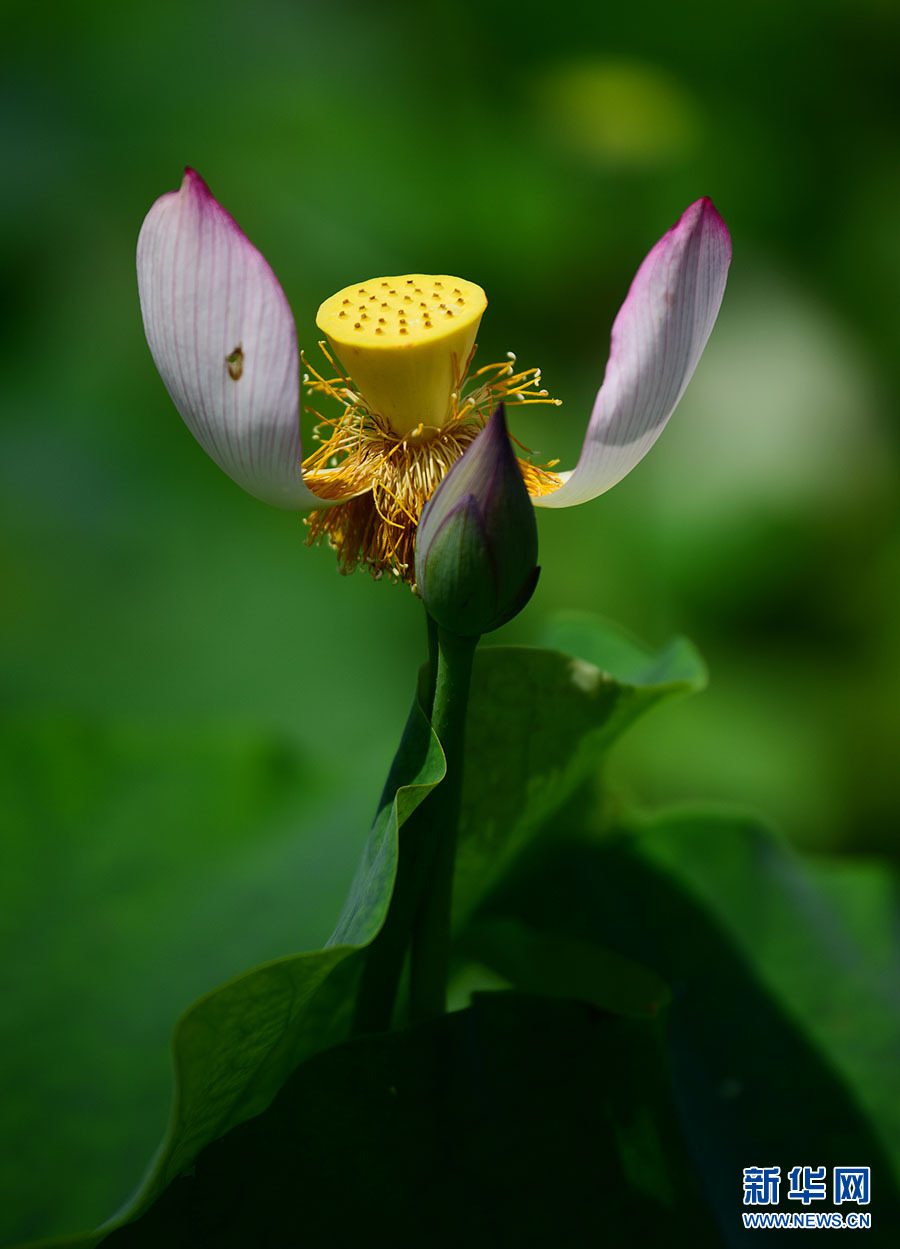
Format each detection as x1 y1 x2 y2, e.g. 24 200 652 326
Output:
351 616 476 1035
350 610 443 1037
409 624 477 1023
349 801 432 1035
423 611 439 719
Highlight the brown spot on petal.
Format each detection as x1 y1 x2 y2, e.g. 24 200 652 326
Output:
226 346 244 380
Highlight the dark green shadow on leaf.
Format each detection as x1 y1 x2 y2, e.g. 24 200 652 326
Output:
471 811 900 1244
99 993 721 1249
628 806 900 1175
461 917 672 1019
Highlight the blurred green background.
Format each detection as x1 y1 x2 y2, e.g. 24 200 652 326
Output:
2 0 899 1241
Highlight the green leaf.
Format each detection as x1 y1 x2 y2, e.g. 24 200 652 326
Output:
474 810 900 1239
453 617 705 924
461 917 672 1019
329 669 446 949
629 808 900 1180
20 694 444 1249
540 609 708 690
97 994 720 1248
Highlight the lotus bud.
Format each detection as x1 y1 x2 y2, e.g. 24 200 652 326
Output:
415 404 540 636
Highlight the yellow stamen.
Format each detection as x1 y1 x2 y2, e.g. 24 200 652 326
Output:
303 274 562 586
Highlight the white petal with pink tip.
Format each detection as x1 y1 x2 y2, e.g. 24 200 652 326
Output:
137 169 323 509
534 198 732 509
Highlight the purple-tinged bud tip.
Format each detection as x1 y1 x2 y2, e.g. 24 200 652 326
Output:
415 405 540 636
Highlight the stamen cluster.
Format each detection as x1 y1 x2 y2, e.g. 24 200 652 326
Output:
301 345 561 584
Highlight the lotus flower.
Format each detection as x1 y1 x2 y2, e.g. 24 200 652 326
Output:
137 170 730 584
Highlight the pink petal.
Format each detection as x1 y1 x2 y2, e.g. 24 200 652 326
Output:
137 169 322 509
535 198 732 508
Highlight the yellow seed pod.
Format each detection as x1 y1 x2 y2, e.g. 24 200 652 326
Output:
316 275 487 438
